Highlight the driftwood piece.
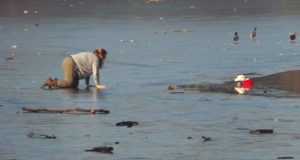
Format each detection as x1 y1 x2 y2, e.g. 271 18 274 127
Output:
22 107 109 114
85 146 113 154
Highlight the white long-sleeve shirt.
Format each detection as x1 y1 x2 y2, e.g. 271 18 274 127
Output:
70 52 100 85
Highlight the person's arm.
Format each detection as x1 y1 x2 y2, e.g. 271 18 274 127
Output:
92 60 106 89
85 75 94 87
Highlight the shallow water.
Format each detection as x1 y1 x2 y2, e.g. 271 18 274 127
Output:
1 0 300 160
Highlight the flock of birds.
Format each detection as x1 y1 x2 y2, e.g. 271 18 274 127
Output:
232 27 297 42
3 27 297 62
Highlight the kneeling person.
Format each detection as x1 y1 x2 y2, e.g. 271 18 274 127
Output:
41 48 107 89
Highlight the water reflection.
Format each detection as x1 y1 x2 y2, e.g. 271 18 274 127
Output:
63 88 80 94
62 87 104 102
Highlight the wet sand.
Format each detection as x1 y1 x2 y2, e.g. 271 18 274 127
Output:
1 0 300 160
178 70 300 97
253 70 300 94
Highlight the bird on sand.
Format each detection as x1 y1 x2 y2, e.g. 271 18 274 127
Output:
233 32 239 42
250 27 257 39
289 32 297 41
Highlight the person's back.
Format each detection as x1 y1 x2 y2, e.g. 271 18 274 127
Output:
71 52 98 79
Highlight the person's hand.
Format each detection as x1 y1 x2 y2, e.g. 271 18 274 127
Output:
96 84 107 89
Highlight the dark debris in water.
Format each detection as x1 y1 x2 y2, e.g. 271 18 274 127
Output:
249 129 274 134
85 146 113 154
27 130 56 139
277 156 294 159
116 121 139 128
202 136 213 142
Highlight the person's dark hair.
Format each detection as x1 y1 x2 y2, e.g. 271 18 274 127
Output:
93 48 107 68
